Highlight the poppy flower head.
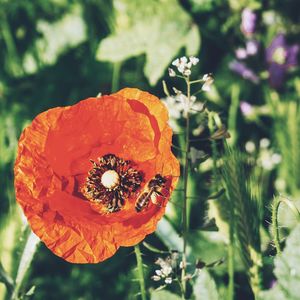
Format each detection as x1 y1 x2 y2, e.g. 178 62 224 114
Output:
14 88 180 263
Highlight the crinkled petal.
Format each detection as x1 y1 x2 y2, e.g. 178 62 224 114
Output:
15 88 180 263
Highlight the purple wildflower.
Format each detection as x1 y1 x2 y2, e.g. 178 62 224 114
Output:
229 60 260 84
241 8 257 37
240 101 254 117
246 40 259 56
236 48 248 59
266 34 299 88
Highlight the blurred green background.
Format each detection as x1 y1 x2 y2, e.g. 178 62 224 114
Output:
1 0 300 299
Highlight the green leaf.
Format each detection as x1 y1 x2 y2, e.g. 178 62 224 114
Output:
96 0 200 85
156 218 182 252
23 4 87 74
194 269 219 300
258 224 300 300
150 290 181 300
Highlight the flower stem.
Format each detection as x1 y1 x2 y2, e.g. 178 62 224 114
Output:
0 262 14 296
208 114 235 300
181 78 191 298
272 196 282 255
272 195 300 255
10 230 40 300
111 61 122 92
134 244 147 300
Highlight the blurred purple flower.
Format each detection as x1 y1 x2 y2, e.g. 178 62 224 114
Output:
266 34 299 88
229 60 260 84
246 40 259 56
236 48 248 59
240 101 254 117
241 8 256 37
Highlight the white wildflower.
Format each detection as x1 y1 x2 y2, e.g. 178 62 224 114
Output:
179 261 184 269
245 141 256 153
172 58 180 67
271 153 282 164
183 69 191 76
171 56 199 76
152 275 161 281
161 264 173 276
202 73 214 92
168 68 176 77
155 270 163 276
165 277 172 284
260 152 274 170
260 138 270 149
180 56 188 64
189 56 199 65
275 178 286 192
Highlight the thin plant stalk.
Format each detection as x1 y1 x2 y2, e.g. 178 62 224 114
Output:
272 195 300 255
0 262 14 297
181 78 191 297
0 10 24 76
134 244 147 300
208 114 234 300
272 196 282 255
10 230 40 300
111 62 122 92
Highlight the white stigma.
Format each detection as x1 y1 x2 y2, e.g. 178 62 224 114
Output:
101 170 120 189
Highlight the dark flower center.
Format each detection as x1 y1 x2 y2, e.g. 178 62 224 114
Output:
82 154 144 213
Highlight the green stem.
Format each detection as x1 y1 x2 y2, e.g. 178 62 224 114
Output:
208 116 234 300
0 10 24 76
272 195 300 255
134 244 147 300
227 242 235 300
272 196 282 255
111 62 122 92
189 78 204 84
227 84 240 146
0 262 14 297
181 78 191 298
11 230 40 300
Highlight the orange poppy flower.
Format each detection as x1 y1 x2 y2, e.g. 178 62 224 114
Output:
14 88 180 263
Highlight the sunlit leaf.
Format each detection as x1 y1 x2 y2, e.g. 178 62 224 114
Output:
258 224 300 300
96 0 200 85
194 269 219 300
23 4 87 74
151 289 181 300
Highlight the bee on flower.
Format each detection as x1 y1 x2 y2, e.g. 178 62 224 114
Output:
14 88 180 263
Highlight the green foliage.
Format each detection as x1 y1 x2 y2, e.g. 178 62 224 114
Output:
268 93 300 195
151 290 181 300
22 4 87 74
221 146 263 295
259 224 300 300
96 0 200 85
193 270 219 300
1 0 300 299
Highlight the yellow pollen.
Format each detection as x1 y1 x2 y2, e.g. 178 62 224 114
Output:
101 170 120 189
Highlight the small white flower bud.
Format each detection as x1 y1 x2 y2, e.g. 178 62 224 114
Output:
189 56 199 65
152 275 161 281
183 69 191 76
180 56 188 64
165 277 172 284
260 138 270 149
168 68 176 77
172 58 180 67
202 73 214 91
245 141 256 153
